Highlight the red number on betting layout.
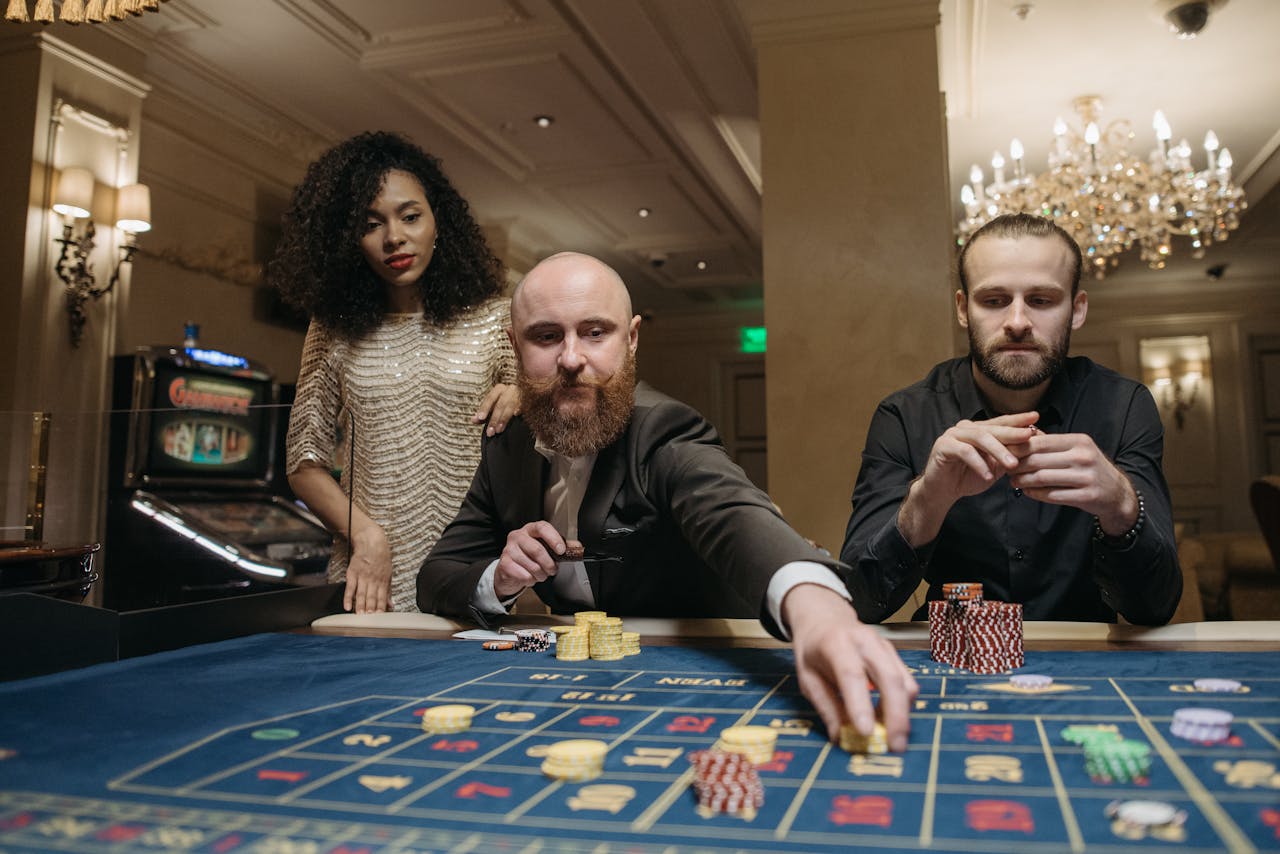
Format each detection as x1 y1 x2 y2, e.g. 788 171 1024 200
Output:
965 800 1034 832
965 724 1014 743
1262 808 1280 839
757 751 793 773
95 826 146 842
211 835 244 853
455 782 511 799
256 769 307 783
829 794 893 827
666 715 716 733
579 715 621 727
430 739 479 752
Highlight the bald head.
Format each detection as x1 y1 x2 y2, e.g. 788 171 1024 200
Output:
511 252 633 327
509 249 639 380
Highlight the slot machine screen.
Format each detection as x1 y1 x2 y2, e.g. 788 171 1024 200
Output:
172 500 328 546
145 364 273 481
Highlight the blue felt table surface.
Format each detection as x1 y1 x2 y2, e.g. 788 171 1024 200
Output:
0 633 1277 853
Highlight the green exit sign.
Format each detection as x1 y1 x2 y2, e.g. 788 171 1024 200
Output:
740 326 766 353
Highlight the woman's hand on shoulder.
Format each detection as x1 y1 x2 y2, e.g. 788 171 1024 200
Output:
474 383 521 436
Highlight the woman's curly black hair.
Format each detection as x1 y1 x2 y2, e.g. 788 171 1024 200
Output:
269 131 505 338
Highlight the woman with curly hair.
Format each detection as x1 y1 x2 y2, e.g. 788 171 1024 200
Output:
272 131 518 614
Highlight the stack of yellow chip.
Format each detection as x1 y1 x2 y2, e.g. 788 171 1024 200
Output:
621 631 641 656
589 616 624 660
541 738 607 782
574 610 608 629
556 629 590 661
839 721 888 754
719 725 778 765
420 704 475 734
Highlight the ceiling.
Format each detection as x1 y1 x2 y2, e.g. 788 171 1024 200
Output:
96 0 1280 316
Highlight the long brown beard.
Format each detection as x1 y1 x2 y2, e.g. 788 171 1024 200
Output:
519 352 637 457
970 324 1070 391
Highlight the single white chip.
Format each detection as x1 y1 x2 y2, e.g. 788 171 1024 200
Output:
1108 799 1184 827
1193 678 1241 693
1010 674 1053 689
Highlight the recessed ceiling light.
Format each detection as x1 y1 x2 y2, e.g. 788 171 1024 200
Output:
696 260 708 271
534 115 554 128
637 207 651 218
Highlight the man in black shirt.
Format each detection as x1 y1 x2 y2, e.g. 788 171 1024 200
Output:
841 213 1181 624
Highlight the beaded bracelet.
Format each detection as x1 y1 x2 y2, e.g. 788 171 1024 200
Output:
1093 488 1145 548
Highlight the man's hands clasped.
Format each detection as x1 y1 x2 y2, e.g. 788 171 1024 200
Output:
901 411 1139 546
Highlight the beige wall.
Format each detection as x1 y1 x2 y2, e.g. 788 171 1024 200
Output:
747 1 956 552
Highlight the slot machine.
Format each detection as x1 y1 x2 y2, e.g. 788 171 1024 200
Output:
105 345 331 611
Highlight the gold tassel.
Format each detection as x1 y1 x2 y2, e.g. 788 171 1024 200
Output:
85 0 103 21
32 0 53 24
142 0 158 9
125 0 143 14
4 0 29 23
60 0 85 23
106 0 125 20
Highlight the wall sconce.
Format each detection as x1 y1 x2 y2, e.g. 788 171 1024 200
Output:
1151 360 1204 431
52 168 150 347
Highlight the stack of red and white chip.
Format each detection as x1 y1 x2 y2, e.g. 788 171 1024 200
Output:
688 749 764 817
928 583 1023 673
962 600 1024 674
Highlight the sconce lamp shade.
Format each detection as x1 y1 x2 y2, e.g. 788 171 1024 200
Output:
52 167 94 219
115 183 151 233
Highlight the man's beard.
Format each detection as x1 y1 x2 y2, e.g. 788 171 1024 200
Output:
970 324 1070 390
518 352 636 458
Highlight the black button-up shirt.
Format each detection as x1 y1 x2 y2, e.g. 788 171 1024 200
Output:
841 356 1181 624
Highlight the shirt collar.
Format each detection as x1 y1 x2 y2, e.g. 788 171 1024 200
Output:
533 437 598 472
953 355 1074 428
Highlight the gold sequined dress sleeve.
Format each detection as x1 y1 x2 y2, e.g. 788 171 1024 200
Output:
286 296 515 611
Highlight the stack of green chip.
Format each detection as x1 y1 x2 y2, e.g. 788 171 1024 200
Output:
1083 738 1151 784
1060 725 1122 747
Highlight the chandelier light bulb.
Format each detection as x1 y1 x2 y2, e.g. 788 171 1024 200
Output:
1153 110 1172 142
954 96 1247 278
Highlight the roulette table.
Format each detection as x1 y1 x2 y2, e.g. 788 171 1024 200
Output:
1 612 1277 853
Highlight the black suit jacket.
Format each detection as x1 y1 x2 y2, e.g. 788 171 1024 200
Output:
417 384 844 636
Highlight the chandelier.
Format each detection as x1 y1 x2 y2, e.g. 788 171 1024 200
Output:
956 95 1247 278
4 0 167 24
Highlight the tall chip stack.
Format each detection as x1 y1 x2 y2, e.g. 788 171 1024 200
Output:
928 582 1024 674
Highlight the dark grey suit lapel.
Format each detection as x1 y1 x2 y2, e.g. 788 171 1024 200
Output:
579 434 627 549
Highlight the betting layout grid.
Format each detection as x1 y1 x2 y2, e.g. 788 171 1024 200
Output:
0 635 1277 853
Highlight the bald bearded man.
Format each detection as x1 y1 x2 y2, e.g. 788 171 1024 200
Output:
418 252 917 749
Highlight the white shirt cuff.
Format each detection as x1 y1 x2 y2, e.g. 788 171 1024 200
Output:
473 560 520 615
766 561 850 640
